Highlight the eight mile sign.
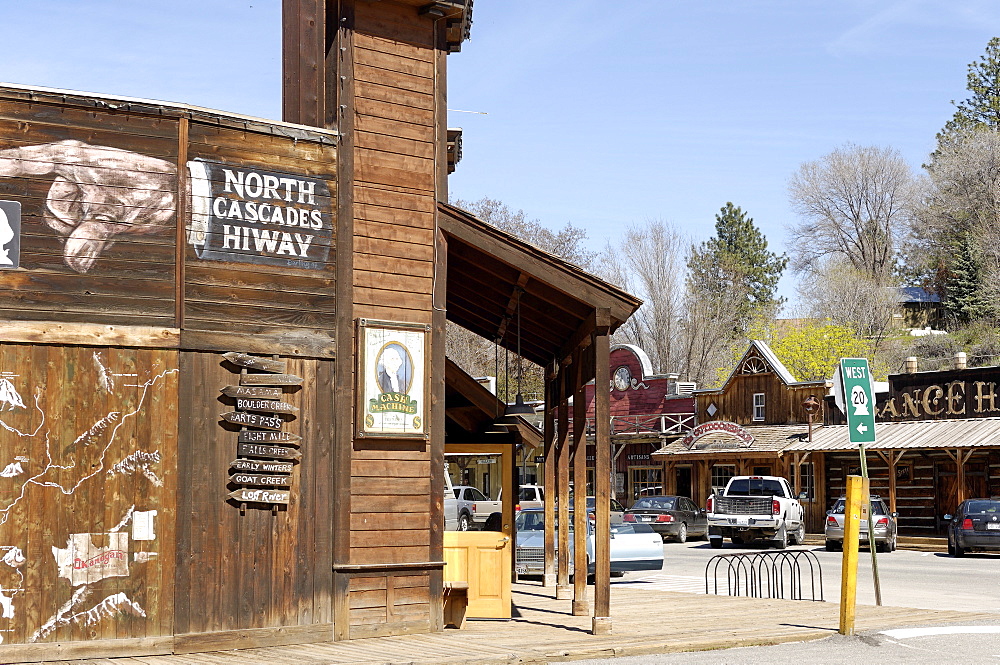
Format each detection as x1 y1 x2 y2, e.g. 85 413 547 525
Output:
840 358 876 445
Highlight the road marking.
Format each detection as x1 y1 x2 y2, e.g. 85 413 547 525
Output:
614 574 705 594
880 626 1000 639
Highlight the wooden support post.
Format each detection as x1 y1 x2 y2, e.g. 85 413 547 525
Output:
571 350 589 615
592 314 612 634
543 365 557 588
556 363 571 599
664 461 676 496
792 453 802 498
956 448 966 506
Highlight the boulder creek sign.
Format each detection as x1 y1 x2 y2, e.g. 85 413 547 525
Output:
187 160 333 270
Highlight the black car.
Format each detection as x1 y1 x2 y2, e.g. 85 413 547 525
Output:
945 498 1000 556
623 495 708 543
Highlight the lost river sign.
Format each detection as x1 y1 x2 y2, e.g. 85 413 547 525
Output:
187 160 333 270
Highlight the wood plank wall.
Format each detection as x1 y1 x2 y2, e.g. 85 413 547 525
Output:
173 352 334 640
697 376 823 426
0 344 178 648
0 95 338 354
346 1 440 638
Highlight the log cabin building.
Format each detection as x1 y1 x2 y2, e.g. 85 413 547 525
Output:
0 1 642 660
652 341 831 532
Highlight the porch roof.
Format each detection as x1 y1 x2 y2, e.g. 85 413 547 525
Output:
439 202 641 368
783 418 1000 452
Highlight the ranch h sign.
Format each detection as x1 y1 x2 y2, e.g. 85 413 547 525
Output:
682 421 755 450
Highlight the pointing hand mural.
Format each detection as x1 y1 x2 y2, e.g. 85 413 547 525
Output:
0 140 176 273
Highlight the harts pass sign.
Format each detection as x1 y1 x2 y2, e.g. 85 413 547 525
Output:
221 411 285 430
236 398 298 414
222 352 287 374
238 443 302 460
238 430 301 445
229 472 291 488
240 373 303 386
222 385 283 400
228 488 291 504
231 458 294 474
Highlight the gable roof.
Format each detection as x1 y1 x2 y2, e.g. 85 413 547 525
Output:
697 340 806 395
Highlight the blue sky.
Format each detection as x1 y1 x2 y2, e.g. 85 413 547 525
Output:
3 1 1000 305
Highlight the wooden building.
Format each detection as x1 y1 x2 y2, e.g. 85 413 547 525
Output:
575 345 695 505
785 359 1000 535
652 341 830 532
0 1 643 659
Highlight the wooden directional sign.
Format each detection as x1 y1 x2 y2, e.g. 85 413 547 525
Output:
238 443 302 460
222 385 283 400
230 472 292 488
231 458 294 474
240 373 303 387
238 430 301 445
237 398 298 414
221 411 285 430
223 352 287 374
228 488 290 504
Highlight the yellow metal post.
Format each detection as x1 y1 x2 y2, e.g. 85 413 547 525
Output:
839 475 865 635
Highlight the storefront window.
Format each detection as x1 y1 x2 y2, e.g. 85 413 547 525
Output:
711 464 736 494
630 467 663 502
796 462 815 500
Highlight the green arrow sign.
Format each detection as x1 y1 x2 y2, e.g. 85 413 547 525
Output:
840 358 876 444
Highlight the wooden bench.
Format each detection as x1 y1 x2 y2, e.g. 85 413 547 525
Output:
442 581 469 629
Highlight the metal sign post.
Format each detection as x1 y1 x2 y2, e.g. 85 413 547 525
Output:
840 358 882 607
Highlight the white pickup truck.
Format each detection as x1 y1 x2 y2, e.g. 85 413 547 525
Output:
706 475 805 549
452 485 502 528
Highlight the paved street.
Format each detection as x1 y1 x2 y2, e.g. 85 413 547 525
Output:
614 538 1000 613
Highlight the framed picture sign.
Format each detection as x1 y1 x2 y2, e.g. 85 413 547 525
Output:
357 319 429 439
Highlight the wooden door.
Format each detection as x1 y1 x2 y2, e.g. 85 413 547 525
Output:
443 531 511 618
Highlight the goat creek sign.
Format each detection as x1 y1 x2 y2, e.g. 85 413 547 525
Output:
682 421 754 450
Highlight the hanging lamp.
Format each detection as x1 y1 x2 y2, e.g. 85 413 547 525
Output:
502 289 534 417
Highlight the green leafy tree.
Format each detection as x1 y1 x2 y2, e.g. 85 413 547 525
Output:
687 203 787 332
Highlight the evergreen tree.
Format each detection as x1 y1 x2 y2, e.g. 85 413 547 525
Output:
939 37 1000 141
944 232 992 324
687 203 787 332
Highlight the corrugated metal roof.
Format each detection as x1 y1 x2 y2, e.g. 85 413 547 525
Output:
784 419 1000 452
652 424 809 457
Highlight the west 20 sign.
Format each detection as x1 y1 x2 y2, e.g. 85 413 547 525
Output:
187 160 333 269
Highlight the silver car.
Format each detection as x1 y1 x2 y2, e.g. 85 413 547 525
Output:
514 508 663 577
824 495 898 552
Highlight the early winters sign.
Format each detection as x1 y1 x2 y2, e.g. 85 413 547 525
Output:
187 160 333 269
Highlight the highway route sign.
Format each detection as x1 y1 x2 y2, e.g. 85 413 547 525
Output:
840 358 876 444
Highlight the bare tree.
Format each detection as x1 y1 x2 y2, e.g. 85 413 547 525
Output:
794 258 900 350
787 144 917 284
599 220 689 374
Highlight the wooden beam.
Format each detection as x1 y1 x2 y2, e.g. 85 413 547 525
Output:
571 349 589 615
556 364 571 597
496 274 529 341
430 228 448 631
331 0 355 642
0 321 180 348
281 0 326 126
543 370 557 588
592 326 611 633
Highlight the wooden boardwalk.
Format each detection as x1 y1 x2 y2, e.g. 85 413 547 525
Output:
34 581 997 665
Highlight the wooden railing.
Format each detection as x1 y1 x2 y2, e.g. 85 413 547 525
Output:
560 413 696 437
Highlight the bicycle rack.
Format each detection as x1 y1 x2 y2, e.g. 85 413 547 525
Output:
705 550 824 602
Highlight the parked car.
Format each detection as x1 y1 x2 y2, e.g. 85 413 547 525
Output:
945 498 1000 556
623 495 708 543
706 475 805 549
514 508 663 578
824 495 897 552
502 484 543 511
452 485 502 527
565 495 625 524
